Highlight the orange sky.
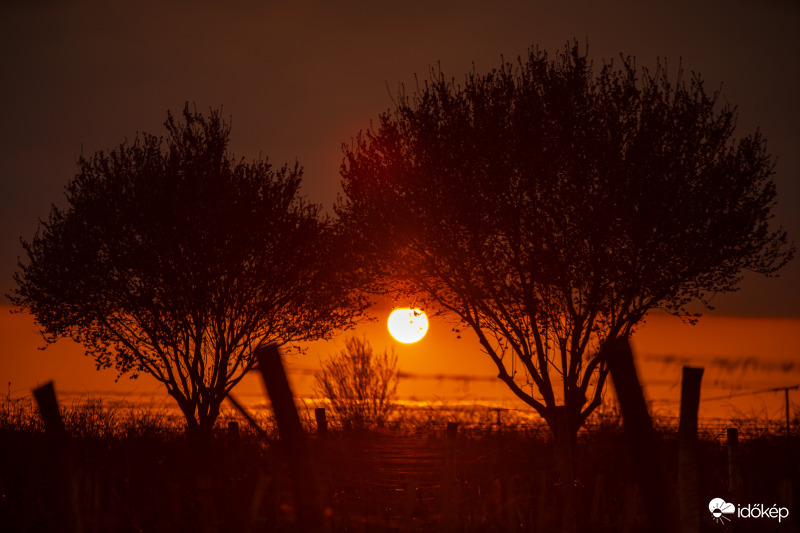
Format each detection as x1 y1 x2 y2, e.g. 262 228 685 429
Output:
3 303 797 425
1 0 798 429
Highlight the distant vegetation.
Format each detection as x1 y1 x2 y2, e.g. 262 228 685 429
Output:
313 336 399 429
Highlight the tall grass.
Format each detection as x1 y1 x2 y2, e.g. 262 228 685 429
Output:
2 390 794 441
1 390 797 532
0 395 180 439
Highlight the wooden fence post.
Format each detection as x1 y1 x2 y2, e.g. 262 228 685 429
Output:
604 338 671 533
678 366 703 533
446 422 458 442
33 381 83 533
786 388 791 443
315 407 328 436
33 382 65 436
727 428 742 498
255 345 327 532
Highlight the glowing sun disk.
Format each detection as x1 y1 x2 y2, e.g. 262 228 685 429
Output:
388 308 428 343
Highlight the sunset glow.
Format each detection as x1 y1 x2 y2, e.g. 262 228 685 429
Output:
1 3 798 531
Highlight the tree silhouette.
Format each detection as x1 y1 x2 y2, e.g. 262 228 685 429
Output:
314 336 399 429
11 105 368 442
339 43 794 440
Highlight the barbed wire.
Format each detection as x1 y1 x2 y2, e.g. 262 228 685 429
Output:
701 384 799 402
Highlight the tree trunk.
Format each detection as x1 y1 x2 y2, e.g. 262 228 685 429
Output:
555 406 580 533
171 393 216 449
189 399 223 449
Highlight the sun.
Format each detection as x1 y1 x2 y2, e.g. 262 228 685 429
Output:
388 308 429 343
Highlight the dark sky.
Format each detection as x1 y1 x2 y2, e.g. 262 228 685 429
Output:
2 0 798 317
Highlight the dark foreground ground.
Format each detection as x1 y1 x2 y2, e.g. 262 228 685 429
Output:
1 400 798 532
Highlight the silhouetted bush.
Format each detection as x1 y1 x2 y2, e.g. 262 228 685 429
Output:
314 336 399 429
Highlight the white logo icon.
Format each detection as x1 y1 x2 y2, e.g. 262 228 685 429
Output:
709 498 736 524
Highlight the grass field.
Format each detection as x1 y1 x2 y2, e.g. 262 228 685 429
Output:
0 396 797 532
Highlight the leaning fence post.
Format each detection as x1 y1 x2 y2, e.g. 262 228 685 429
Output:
226 392 268 439
256 344 327 532
678 366 703 533
33 381 83 533
605 338 671 533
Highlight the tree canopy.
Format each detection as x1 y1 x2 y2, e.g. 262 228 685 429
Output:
338 43 794 438
11 105 368 440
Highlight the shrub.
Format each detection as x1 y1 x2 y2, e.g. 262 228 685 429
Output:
314 336 399 429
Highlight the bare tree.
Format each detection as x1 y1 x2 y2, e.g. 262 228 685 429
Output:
10 105 368 442
314 336 399 429
338 43 794 442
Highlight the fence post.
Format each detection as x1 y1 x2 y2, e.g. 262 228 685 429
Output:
256 344 327 532
727 428 742 498
604 337 671 533
315 407 328 436
678 366 703 533
446 421 458 442
33 381 83 533
33 382 65 436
